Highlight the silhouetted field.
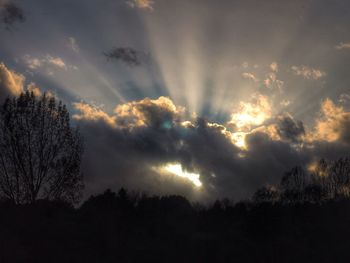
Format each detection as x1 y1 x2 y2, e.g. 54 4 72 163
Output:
2 188 350 263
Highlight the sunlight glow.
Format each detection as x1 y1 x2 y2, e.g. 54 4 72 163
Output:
233 111 266 128
231 132 247 149
307 162 318 173
226 94 273 149
229 95 271 131
163 163 202 187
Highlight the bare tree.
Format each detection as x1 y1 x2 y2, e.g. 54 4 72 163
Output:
310 159 328 184
280 166 308 203
253 186 280 204
327 158 350 199
0 91 83 204
310 158 349 199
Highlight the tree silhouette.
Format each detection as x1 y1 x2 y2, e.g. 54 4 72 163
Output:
251 158 350 205
253 186 280 204
327 158 350 199
310 159 330 199
0 91 83 204
280 166 308 203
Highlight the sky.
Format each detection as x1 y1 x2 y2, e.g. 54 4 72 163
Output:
0 0 350 201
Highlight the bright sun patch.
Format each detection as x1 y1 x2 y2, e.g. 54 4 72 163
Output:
229 94 271 131
228 94 272 149
231 132 247 149
162 163 202 187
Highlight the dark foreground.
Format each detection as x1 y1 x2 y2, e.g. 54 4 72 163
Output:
1 190 350 263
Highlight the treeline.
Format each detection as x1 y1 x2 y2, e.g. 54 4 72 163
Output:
253 157 350 204
2 158 350 262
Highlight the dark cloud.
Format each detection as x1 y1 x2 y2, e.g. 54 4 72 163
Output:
0 1 25 30
104 47 149 67
276 113 305 143
73 98 311 202
241 131 306 191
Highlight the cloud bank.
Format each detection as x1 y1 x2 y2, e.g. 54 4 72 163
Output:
73 94 350 201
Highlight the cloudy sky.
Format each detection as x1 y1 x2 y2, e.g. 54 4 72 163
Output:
1 0 350 201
